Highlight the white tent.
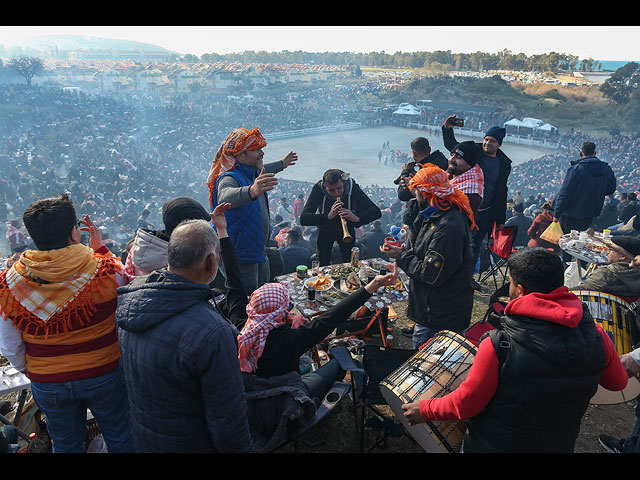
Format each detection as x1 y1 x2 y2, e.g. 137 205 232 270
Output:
504 118 526 127
537 123 557 132
504 118 527 135
392 104 421 118
535 122 558 137
522 117 544 128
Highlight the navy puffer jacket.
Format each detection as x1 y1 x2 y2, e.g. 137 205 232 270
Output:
553 156 616 220
116 269 253 453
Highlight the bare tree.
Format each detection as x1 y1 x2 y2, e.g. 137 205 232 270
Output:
6 56 44 86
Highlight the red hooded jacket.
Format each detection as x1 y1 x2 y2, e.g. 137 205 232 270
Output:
419 286 628 421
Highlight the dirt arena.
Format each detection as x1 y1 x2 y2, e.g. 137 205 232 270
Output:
266 125 553 188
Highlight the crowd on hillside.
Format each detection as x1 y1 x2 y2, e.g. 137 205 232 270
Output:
1 83 639 263
0 84 396 259
508 130 640 198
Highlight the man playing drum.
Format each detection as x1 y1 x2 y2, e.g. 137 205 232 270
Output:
401 247 629 453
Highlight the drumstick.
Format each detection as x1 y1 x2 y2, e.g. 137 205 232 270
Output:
341 216 353 243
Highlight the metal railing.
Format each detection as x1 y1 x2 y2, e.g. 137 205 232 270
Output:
263 122 362 140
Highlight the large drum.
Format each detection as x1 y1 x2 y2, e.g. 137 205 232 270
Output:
379 330 476 453
574 290 640 405
574 290 637 354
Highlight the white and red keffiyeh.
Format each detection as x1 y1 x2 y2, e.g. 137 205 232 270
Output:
237 283 290 373
450 164 484 198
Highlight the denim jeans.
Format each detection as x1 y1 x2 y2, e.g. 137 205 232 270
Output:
236 260 270 296
30 367 135 453
623 399 640 453
412 324 467 350
301 358 346 402
472 210 491 273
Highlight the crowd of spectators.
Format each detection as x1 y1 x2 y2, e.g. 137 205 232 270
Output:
0 83 402 261
1 83 639 264
508 130 640 199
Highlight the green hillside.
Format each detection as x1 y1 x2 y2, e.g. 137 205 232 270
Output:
381 75 632 137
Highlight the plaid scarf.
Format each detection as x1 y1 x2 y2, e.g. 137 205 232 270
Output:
207 127 268 208
409 163 477 231
450 164 484 198
0 244 122 339
237 283 290 373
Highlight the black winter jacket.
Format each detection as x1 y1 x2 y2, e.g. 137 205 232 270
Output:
464 306 606 453
299 179 381 239
116 266 253 453
396 150 449 202
395 204 474 332
255 287 372 378
552 156 616 221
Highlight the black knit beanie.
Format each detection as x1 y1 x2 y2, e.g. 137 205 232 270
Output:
451 141 480 167
162 197 211 236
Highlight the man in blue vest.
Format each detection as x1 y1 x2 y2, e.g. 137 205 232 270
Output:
207 127 298 295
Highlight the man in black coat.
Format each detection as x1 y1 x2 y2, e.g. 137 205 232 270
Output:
395 136 448 202
382 164 475 349
505 202 533 248
442 116 512 271
359 220 389 260
278 229 312 274
300 169 381 266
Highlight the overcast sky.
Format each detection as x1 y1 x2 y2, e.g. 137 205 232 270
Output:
0 26 638 61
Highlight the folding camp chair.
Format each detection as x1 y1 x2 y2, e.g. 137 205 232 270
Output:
464 282 509 346
343 344 415 452
574 291 640 405
479 225 518 291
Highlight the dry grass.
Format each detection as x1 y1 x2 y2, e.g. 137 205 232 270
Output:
512 80 612 106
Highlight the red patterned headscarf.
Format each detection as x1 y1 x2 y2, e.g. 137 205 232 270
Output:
408 163 477 230
207 127 267 207
237 283 290 373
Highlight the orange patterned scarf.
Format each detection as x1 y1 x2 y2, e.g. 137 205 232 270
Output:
409 163 477 230
207 127 267 207
0 244 122 339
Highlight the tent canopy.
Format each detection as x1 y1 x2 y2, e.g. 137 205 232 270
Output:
392 104 421 116
522 117 544 128
504 118 526 127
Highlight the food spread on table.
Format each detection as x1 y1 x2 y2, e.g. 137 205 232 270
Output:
385 278 405 292
304 275 332 291
559 231 610 264
276 259 409 316
344 271 362 292
330 265 361 279
365 259 386 272
320 288 349 306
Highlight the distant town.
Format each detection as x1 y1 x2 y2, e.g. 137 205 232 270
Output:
0 50 612 96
